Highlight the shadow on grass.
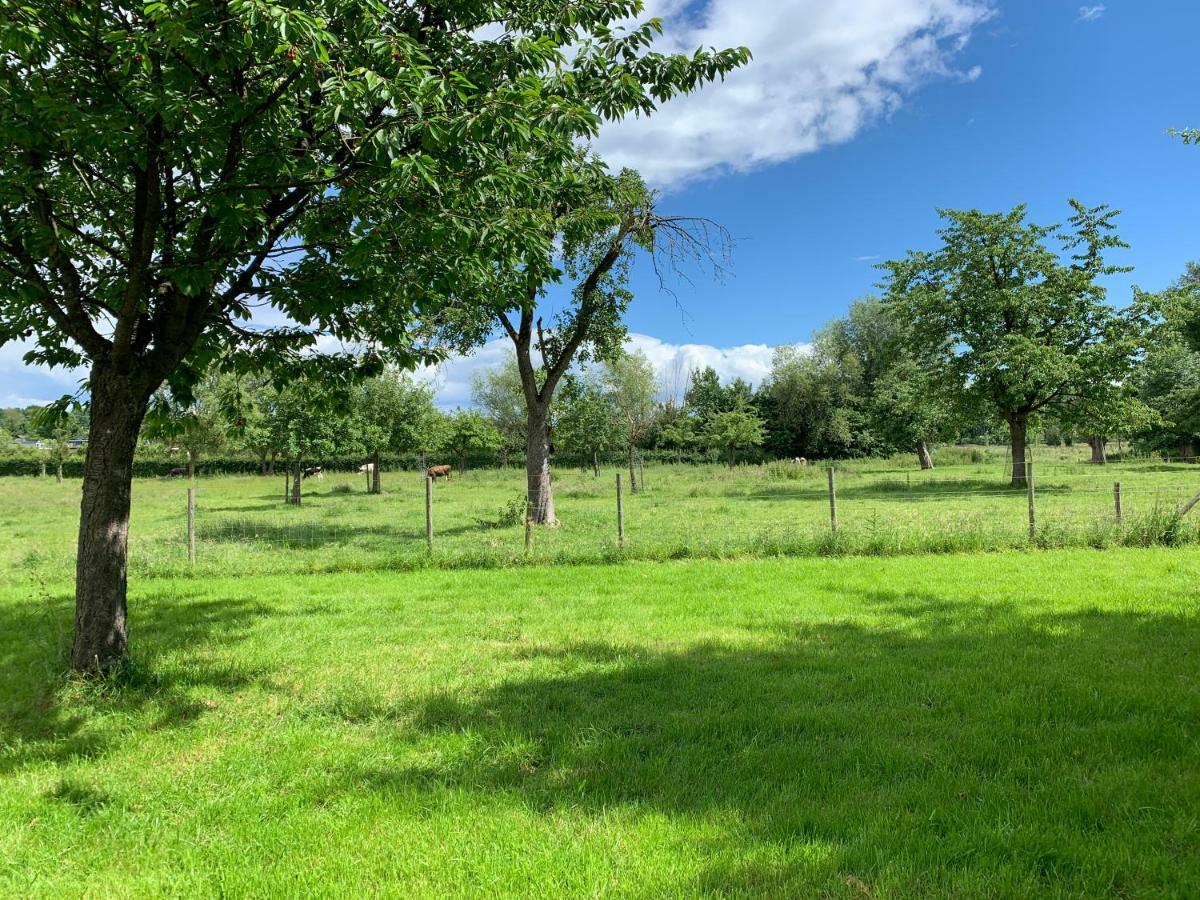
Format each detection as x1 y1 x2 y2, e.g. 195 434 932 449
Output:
0 587 273 775
197 518 405 549
333 591 1199 894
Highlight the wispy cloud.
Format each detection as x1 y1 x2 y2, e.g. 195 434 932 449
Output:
853 255 880 262
1076 5 1105 23
593 0 995 188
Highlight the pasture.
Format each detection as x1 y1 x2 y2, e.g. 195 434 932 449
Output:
3 446 1199 895
2 445 1198 583
1 550 1198 895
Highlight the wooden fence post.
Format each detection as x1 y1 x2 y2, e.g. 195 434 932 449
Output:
616 472 625 548
425 476 433 552
827 466 838 533
1113 482 1123 524
1026 460 1036 539
524 499 532 554
187 487 196 565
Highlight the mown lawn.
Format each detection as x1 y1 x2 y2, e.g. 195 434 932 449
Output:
2 549 1198 896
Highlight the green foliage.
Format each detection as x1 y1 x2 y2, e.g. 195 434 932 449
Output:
881 201 1146 476
355 371 440 458
471 356 528 452
702 406 765 466
442 409 503 464
604 350 658 452
555 372 616 460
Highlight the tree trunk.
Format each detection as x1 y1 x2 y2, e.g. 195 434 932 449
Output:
592 450 600 478
187 450 195 480
1087 435 1107 465
627 443 638 493
56 462 63 483
372 449 381 493
917 441 934 470
526 403 556 525
71 368 151 673
1180 441 1197 463
458 450 466 475
1008 415 1029 486
291 459 302 505
727 445 736 468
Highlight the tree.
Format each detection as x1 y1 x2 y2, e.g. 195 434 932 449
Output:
0 1 747 671
703 405 765 467
881 201 1143 485
1133 264 1200 460
471 357 527 467
759 345 857 461
143 375 227 478
355 372 439 492
440 160 732 524
684 366 725 426
271 379 355 505
604 350 658 492
442 409 502 474
556 371 616 476
656 409 698 464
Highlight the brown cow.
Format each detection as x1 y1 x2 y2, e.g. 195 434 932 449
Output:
427 464 452 481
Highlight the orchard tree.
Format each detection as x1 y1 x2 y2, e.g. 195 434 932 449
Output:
703 405 765 467
143 375 227 478
442 409 502 474
355 371 439 492
271 378 357 505
439 161 734 523
604 349 658 492
471 356 527 467
882 201 1144 485
1133 265 1200 460
0 1 748 671
556 371 616 476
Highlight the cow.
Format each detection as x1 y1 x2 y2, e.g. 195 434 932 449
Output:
357 463 375 474
168 466 188 478
427 464 452 481
302 465 324 479
792 457 808 467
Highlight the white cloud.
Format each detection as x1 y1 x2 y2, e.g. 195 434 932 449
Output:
416 332 786 409
593 0 994 188
1076 5 1105 23
0 339 87 405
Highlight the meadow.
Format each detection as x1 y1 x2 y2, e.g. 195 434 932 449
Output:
2 446 1199 895
2 444 1198 583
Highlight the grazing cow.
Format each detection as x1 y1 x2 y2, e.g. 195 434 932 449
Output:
427 464 452 481
302 465 324 480
792 457 808 467
168 466 188 478
357 463 375 474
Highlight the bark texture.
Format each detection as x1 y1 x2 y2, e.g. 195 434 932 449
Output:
917 441 935 470
371 449 381 494
291 460 302 505
72 368 150 673
627 444 639 493
526 403 556 524
1008 414 1029 486
1087 436 1107 465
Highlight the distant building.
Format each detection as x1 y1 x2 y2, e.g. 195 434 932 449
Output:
12 435 46 450
67 438 88 450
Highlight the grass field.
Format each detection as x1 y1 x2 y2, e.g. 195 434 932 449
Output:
1 549 1198 896
2 445 1199 582
2 447 1199 895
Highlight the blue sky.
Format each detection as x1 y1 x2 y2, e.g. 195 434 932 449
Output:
2 0 1198 408
616 0 1200 348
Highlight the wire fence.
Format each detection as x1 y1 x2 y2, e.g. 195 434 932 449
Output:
115 458 1200 578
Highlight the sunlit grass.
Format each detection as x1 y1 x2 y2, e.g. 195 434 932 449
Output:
1 445 1198 583
1 550 1198 895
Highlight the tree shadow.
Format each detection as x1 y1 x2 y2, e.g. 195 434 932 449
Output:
0 586 274 775
198 519 400 549
329 591 1199 894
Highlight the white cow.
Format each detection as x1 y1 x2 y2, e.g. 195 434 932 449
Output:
358 463 375 474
